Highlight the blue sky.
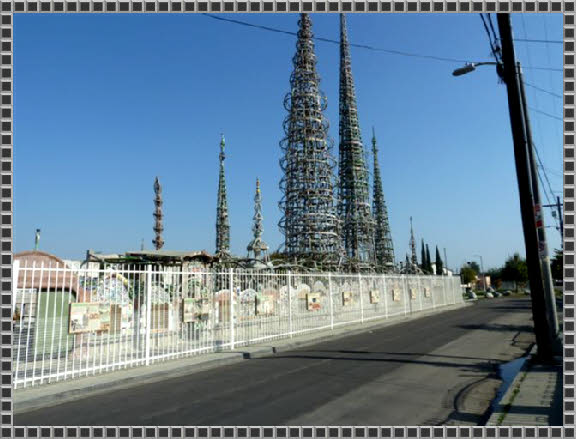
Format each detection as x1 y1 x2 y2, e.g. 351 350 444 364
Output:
14 13 563 270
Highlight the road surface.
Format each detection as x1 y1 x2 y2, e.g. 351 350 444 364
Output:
16 298 537 426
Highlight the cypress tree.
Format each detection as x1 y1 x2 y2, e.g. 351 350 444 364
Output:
420 239 426 271
426 244 432 274
435 246 443 275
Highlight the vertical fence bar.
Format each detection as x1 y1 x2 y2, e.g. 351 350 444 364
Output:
358 273 364 324
287 271 293 338
12 259 19 313
229 268 235 350
328 273 334 330
382 274 388 319
13 259 21 389
145 265 152 366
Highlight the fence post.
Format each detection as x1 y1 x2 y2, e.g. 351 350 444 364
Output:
287 271 293 338
229 268 235 350
382 274 388 319
402 275 408 316
328 273 334 330
358 273 364 324
417 275 423 312
431 276 436 309
12 259 20 314
145 265 152 366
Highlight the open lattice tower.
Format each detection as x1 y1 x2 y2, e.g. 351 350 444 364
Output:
279 13 341 267
338 14 375 270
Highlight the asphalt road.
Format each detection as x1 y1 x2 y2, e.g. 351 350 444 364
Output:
16 298 537 426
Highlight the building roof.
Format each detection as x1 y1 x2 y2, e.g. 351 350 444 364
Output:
86 249 216 264
14 250 89 300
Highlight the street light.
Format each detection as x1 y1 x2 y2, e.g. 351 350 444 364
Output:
452 61 500 76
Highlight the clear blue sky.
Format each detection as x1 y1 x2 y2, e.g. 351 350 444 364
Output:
14 13 563 270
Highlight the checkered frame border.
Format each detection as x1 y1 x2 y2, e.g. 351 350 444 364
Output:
0 0 573 437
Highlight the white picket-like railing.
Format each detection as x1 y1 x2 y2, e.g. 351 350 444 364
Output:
11 261 464 389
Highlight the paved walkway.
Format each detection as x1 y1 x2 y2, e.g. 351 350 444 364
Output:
487 349 563 426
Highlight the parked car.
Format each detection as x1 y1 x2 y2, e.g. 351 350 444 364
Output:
494 292 503 298
467 291 478 300
485 292 495 298
503 290 511 296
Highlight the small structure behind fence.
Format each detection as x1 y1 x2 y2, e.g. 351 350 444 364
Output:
12 261 464 389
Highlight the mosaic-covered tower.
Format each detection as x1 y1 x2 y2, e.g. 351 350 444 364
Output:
247 178 269 261
371 128 395 271
337 14 375 268
279 13 341 267
152 177 164 250
215 134 230 258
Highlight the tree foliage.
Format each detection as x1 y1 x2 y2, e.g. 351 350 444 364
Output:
501 253 528 284
460 266 477 284
435 246 443 275
425 244 432 274
420 239 426 272
550 249 562 282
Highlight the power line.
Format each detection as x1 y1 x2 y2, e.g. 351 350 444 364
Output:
203 13 489 65
202 13 565 72
514 38 563 44
524 82 562 99
480 14 502 62
529 106 563 122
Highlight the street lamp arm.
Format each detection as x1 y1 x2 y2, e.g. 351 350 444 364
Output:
452 61 501 77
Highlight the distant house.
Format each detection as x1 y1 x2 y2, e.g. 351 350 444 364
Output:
13 250 90 360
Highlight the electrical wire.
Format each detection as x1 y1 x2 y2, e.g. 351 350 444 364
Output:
514 38 563 44
203 13 488 65
524 82 562 99
480 14 502 63
528 107 563 122
203 13 563 72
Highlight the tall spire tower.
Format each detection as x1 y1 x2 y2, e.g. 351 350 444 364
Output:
409 217 418 268
371 128 395 271
152 177 164 250
247 178 269 261
216 134 230 258
338 14 374 268
279 13 341 266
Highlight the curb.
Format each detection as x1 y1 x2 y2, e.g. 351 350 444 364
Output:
15 301 471 414
485 345 536 426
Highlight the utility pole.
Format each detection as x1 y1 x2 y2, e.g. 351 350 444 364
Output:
543 195 564 247
517 63 559 336
497 13 558 361
443 248 449 272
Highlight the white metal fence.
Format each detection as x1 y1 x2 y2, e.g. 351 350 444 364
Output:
11 261 464 389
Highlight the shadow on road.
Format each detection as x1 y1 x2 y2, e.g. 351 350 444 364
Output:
301 350 494 362
458 323 533 333
256 352 498 373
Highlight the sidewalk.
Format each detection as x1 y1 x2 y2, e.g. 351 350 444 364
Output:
15 301 471 414
487 346 563 426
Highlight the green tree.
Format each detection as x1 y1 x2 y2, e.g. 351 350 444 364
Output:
501 253 528 289
420 239 426 272
487 267 503 289
425 244 432 274
468 261 481 273
435 246 443 275
460 266 477 284
550 249 562 282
